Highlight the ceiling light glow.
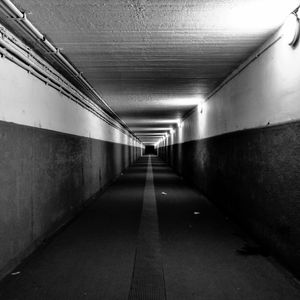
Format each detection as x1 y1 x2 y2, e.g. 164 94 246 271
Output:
125 119 180 125
178 121 184 129
159 97 205 107
219 0 300 34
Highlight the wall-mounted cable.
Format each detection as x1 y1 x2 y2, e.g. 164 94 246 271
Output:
0 0 140 142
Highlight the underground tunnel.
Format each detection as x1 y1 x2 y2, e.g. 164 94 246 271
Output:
0 0 300 299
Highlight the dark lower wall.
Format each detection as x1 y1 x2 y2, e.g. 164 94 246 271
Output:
0 120 141 279
159 121 300 278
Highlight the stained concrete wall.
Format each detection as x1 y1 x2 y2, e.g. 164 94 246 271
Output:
0 37 142 279
158 29 300 277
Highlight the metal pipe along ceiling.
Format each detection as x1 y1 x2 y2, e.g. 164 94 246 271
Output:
0 0 140 141
0 25 141 140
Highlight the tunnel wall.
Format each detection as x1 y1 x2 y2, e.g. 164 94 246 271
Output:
158 31 300 277
0 45 142 279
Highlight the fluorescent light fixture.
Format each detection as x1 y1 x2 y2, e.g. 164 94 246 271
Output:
219 0 300 35
197 104 202 114
136 133 165 136
152 96 205 107
132 127 172 131
176 119 183 128
197 97 205 114
282 12 300 46
125 118 180 125
178 120 184 129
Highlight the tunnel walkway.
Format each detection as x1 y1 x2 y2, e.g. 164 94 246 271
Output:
0 156 299 300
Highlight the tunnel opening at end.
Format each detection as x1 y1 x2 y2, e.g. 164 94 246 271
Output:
144 146 157 155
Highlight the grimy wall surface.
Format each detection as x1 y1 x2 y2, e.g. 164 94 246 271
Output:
0 29 142 279
158 30 300 277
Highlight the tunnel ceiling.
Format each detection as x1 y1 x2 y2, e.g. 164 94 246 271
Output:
6 0 299 144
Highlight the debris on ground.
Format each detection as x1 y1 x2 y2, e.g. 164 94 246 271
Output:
11 271 21 276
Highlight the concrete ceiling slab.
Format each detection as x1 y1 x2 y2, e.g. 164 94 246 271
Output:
5 0 300 144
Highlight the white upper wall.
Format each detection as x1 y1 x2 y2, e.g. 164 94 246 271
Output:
163 26 300 146
0 55 141 148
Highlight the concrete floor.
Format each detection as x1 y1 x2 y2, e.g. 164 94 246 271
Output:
0 156 299 300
